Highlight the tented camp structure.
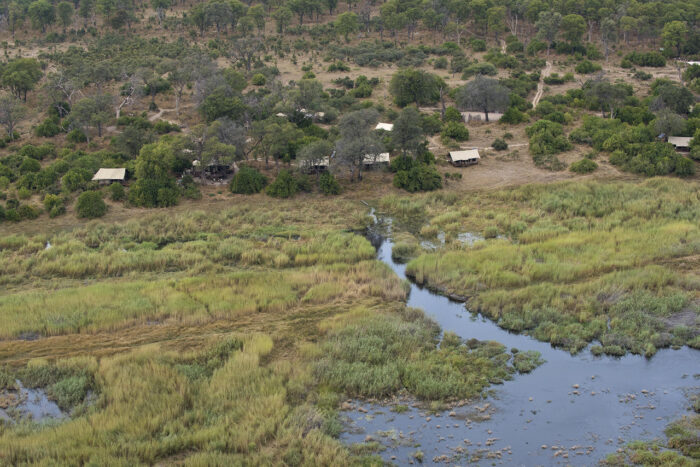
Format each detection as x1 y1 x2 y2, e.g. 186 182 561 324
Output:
448 149 480 166
375 123 394 131
668 136 692 151
92 168 126 184
363 152 390 167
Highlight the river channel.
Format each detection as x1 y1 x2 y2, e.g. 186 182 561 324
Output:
340 214 700 466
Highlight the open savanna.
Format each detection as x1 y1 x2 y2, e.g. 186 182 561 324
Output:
0 194 542 465
381 177 700 357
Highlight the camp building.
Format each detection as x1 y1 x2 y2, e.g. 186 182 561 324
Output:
448 149 480 166
92 168 126 184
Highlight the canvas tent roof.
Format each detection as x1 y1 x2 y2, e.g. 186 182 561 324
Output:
363 153 390 164
375 123 394 131
449 149 480 162
668 136 692 148
92 168 126 181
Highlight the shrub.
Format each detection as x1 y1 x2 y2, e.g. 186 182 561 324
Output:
500 107 528 124
570 158 598 173
575 60 602 74
35 117 62 137
251 73 266 85
633 70 652 81
62 168 92 192
266 169 298 198
66 128 87 143
319 172 340 195
76 191 107 218
421 113 443 135
624 51 666 67
109 182 125 201
327 61 350 72
43 193 62 211
15 204 39 219
470 38 486 52
492 138 508 150
230 166 268 194
441 122 469 141
443 106 462 123
19 158 41 174
461 62 498 78
393 159 442 192
153 120 180 134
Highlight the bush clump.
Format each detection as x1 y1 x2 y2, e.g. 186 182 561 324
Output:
570 158 598 173
319 172 340 195
266 169 299 198
441 121 470 141
492 138 508 151
392 156 442 193
76 191 107 218
230 166 268 194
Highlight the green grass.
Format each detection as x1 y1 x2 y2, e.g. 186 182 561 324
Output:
382 179 700 355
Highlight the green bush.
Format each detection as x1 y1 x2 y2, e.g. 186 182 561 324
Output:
319 172 340 195
266 169 298 198
19 157 41 174
443 106 462 123
393 160 442 193
492 138 508 150
575 60 602 74
251 73 266 85
17 204 40 219
109 182 125 201
35 117 62 137
230 166 268 194
441 121 470 141
625 51 666 67
153 120 180 134
500 107 528 124
633 70 652 81
421 113 443 135
76 191 107 218
570 158 598 173
470 38 486 52
66 128 87 143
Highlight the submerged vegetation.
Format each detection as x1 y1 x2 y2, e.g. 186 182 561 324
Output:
382 179 700 356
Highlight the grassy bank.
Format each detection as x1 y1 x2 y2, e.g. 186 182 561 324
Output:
381 179 700 356
0 195 537 464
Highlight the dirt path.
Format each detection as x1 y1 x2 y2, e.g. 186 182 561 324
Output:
500 39 506 54
148 108 175 122
532 61 552 107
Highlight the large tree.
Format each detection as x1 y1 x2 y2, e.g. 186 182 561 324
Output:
455 76 510 122
389 68 443 107
662 21 688 57
28 0 55 32
1 58 43 101
0 94 26 140
335 108 383 181
392 106 423 156
535 11 561 55
560 14 585 43
583 77 628 118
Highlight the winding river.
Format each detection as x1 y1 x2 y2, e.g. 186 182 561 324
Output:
341 215 699 465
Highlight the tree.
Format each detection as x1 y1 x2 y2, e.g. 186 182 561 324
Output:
583 77 627 118
392 106 423 156
486 6 507 41
247 5 265 33
57 1 74 31
230 166 267 194
653 109 685 137
662 21 688 57
272 7 292 34
323 0 337 15
27 0 55 32
0 94 25 140
76 191 107 218
151 0 170 24
335 12 359 42
456 76 510 122
334 108 383 181
389 69 442 107
226 36 264 72
129 141 180 207
1 58 43 101
651 82 694 115
79 0 95 27
70 94 112 141
560 14 585 43
535 11 561 55
600 18 616 61
189 122 238 170
7 2 26 39
298 139 333 174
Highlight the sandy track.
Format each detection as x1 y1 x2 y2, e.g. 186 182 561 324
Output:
532 61 552 107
